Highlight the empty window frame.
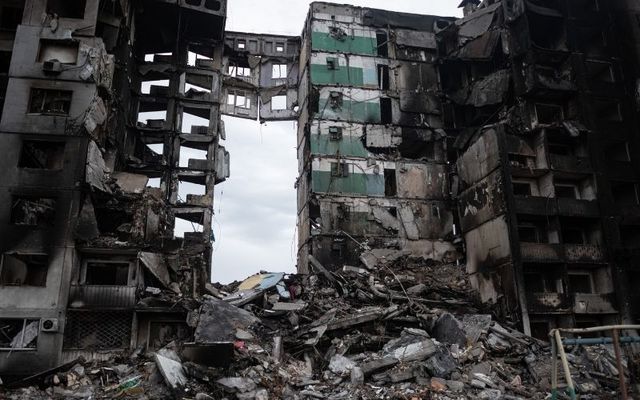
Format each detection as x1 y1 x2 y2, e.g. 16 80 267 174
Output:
236 39 246 50
228 65 251 77
0 5 23 31
380 98 392 124
512 180 533 196
0 253 48 287
595 99 623 122
37 39 79 64
378 65 390 90
568 272 594 293
534 103 564 125
83 260 130 285
586 60 615 83
11 197 56 226
272 64 288 79
326 57 338 70
46 0 86 19
204 0 222 11
331 162 349 177
523 267 562 293
275 42 285 53
29 89 72 115
562 226 587 244
554 182 579 199
376 31 389 57
611 181 639 206
18 140 65 169
227 91 251 109
605 142 630 162
0 319 39 350
384 169 397 196
518 222 542 243
328 126 343 141
271 95 287 111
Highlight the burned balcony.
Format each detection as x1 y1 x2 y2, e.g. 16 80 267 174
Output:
526 4 568 53
520 242 605 263
68 257 137 310
523 263 571 313
567 266 617 314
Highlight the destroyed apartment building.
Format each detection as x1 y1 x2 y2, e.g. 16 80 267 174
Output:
0 0 639 386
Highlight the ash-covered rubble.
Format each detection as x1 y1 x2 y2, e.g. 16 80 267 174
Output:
1 254 634 399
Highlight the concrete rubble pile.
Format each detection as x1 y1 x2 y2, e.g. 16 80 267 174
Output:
1 254 634 399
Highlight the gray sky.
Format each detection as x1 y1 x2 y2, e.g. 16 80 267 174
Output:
178 0 462 283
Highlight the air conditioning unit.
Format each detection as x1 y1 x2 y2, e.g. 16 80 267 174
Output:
41 318 59 332
42 60 63 74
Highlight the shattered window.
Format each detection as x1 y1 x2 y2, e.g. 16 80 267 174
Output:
1 253 48 287
326 57 338 70
328 126 342 141
46 0 86 19
229 65 251 77
11 197 56 226
272 64 288 79
84 261 130 285
28 88 72 115
331 162 349 177
18 140 65 169
0 319 39 350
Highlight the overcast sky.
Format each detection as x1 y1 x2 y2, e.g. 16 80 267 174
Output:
178 0 462 283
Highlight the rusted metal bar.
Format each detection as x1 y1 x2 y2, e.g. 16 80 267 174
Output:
612 329 628 400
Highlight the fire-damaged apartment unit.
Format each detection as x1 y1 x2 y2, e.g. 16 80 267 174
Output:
0 0 640 376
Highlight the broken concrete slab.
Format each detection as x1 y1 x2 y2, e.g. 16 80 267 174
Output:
113 172 149 194
216 377 257 393
154 350 187 391
194 296 259 343
383 329 436 362
432 312 467 347
139 252 172 289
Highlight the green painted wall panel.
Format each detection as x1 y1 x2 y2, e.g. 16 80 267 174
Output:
318 98 381 123
311 32 377 55
312 170 384 196
310 134 368 157
310 64 364 86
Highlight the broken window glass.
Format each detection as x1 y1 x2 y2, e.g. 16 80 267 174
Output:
0 319 39 350
11 197 56 226
328 126 342 141
329 91 343 109
29 89 72 115
0 253 48 287
18 140 65 169
46 0 86 19
326 57 338 70
84 261 130 285
331 162 349 177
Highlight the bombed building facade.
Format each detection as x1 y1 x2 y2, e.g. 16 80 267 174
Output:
0 0 639 377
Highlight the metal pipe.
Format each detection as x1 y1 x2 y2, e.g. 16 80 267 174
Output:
554 329 576 400
562 336 640 346
612 329 629 400
551 334 559 400
556 325 640 334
